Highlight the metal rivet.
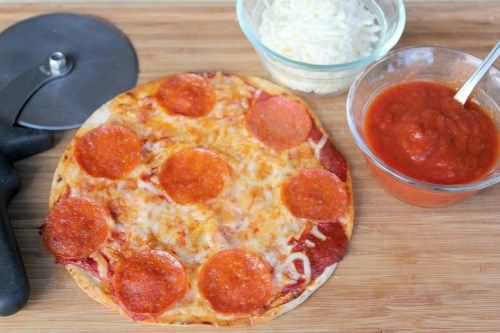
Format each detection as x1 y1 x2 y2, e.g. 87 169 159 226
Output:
49 52 67 70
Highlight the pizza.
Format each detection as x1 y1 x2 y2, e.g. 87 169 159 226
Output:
41 72 354 326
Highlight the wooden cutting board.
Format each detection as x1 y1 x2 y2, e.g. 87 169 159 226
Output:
0 1 499 332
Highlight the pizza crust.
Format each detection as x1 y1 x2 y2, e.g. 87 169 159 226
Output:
50 73 354 326
66 260 341 326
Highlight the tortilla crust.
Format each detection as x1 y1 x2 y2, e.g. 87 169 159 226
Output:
50 73 354 326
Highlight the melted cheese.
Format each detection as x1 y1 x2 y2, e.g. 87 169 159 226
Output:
90 252 109 280
304 239 315 248
285 252 312 283
137 179 163 196
55 72 339 322
308 134 328 161
310 224 327 241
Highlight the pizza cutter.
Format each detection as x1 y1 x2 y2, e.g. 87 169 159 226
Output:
0 13 138 316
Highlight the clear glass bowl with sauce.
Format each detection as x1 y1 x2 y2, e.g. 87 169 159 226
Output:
236 0 406 96
347 46 500 207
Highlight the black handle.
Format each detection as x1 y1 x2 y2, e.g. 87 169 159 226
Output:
0 123 54 162
0 123 54 316
0 155 29 316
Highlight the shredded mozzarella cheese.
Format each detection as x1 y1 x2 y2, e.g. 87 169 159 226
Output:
259 0 380 65
257 0 382 95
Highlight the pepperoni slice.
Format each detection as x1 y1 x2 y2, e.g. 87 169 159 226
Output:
155 74 216 117
75 124 141 179
159 148 228 204
281 168 348 221
42 197 109 260
291 221 348 279
198 249 273 314
113 250 188 317
246 95 312 150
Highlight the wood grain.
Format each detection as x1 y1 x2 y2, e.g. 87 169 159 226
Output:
0 1 499 332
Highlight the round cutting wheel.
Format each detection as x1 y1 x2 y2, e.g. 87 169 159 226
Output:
0 13 138 130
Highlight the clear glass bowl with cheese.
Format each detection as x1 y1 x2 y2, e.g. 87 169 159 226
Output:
236 0 406 96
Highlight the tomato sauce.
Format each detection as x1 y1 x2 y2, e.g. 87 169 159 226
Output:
364 81 497 185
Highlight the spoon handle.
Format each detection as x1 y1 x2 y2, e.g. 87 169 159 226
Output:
454 41 500 105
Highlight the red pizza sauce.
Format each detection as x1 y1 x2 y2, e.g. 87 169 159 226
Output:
364 81 498 185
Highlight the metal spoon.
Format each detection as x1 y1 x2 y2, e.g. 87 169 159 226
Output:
454 41 500 105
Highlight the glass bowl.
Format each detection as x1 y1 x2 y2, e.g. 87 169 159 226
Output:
236 0 406 96
347 46 500 207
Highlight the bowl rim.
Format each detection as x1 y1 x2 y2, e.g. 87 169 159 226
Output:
346 45 500 193
236 0 406 71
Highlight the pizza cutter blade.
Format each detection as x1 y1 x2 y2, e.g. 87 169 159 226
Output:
0 13 138 316
0 12 139 129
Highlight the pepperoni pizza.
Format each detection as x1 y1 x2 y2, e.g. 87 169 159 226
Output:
41 72 354 325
